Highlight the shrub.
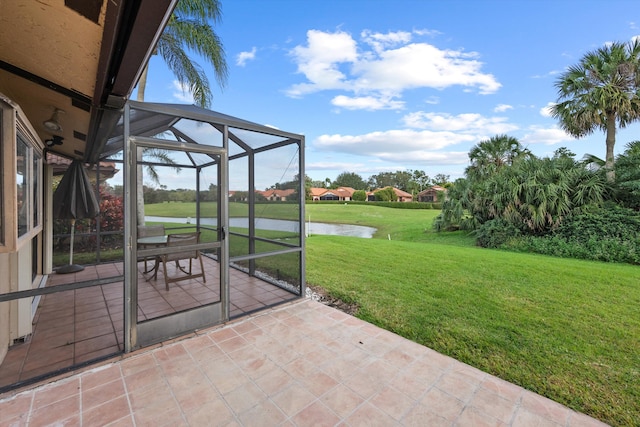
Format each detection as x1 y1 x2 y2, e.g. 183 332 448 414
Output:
504 235 640 264
352 190 367 201
475 218 522 248
98 189 124 233
503 204 640 264
374 187 396 201
554 203 640 243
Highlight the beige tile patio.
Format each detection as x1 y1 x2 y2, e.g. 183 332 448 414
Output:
0 299 611 426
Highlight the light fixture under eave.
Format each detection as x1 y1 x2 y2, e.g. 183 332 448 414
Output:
45 135 64 147
43 108 65 132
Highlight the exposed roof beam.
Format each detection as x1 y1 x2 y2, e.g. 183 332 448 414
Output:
85 0 177 163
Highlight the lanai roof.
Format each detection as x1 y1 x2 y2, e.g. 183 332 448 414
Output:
0 0 176 162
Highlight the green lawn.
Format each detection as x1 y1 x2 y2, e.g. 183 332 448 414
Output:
306 203 474 245
304 205 640 427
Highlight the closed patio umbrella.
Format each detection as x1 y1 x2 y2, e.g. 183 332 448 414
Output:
53 159 100 273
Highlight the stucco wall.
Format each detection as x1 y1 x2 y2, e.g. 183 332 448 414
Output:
0 253 14 364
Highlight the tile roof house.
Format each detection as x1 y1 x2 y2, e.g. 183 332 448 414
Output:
372 187 414 202
310 187 356 201
260 188 296 201
417 185 447 203
310 187 327 200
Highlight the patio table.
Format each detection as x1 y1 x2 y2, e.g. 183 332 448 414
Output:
137 235 168 277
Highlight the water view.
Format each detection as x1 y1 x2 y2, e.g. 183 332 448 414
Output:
145 216 377 238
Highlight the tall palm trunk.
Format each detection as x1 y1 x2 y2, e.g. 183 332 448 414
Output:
605 112 616 183
137 64 149 102
136 64 149 225
136 149 145 226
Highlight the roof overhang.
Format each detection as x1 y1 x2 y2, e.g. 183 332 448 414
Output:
0 0 177 162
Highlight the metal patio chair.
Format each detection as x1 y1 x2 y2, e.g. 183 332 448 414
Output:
161 231 206 290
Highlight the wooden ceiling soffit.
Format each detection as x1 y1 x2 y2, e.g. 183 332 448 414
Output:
85 0 176 163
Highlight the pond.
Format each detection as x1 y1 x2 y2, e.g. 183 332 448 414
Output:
145 216 376 238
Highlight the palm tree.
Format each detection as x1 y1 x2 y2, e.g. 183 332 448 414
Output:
136 149 181 226
465 134 530 181
134 0 228 224
551 40 640 182
137 0 228 108
614 140 640 208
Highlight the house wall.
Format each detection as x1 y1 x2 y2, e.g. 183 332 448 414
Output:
0 253 14 364
418 189 442 202
9 242 33 341
0 95 44 365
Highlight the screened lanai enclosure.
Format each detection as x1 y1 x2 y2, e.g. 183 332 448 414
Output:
119 101 306 349
0 100 305 391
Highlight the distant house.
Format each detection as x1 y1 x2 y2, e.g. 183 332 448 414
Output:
372 187 414 202
49 153 120 181
310 187 356 201
260 188 296 201
417 185 447 203
228 191 250 202
391 187 413 202
310 188 326 201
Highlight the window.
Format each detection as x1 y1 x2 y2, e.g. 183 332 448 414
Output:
17 136 28 236
33 150 41 230
16 127 42 240
0 98 43 252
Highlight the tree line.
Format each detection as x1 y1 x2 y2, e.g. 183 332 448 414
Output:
308 170 450 194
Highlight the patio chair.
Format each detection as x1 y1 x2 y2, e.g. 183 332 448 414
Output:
161 231 206 290
137 224 165 272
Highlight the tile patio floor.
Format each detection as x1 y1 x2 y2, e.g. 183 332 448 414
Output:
0 299 608 426
0 258 298 391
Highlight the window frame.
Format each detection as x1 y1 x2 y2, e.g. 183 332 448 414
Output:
16 113 44 246
0 96 44 253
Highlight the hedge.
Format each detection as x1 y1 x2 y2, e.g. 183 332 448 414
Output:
306 200 440 209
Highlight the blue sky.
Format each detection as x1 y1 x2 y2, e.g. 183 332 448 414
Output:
136 0 640 188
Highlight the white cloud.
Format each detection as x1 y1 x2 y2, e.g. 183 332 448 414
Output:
361 29 412 53
402 112 519 135
532 69 562 79
414 28 442 37
632 35 640 43
521 126 575 145
539 102 556 117
236 47 257 66
307 161 422 175
424 96 440 105
171 80 195 103
286 29 501 106
314 129 476 155
310 110 522 167
331 95 404 110
306 161 367 171
374 150 469 165
286 30 358 97
353 42 500 94
494 104 513 112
